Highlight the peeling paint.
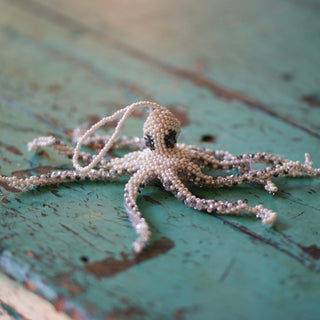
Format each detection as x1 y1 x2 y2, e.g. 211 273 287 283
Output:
0 300 26 320
168 105 190 126
51 189 63 198
201 134 218 143
1 197 11 204
58 274 86 296
302 94 320 107
86 237 175 278
0 250 58 300
0 251 88 319
53 295 68 312
143 195 161 206
0 181 21 193
299 244 320 260
47 84 62 93
281 73 294 82
0 141 23 156
107 305 146 319
87 115 117 130
12 166 58 178
174 308 185 320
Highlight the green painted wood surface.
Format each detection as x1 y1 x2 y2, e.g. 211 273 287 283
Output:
0 0 320 319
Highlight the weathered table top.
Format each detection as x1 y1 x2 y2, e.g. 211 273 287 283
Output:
0 0 320 319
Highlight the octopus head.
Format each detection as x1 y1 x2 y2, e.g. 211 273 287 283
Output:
143 107 181 154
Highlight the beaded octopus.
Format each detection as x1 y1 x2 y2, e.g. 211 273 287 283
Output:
1 101 319 253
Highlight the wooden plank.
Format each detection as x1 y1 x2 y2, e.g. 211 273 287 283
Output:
0 273 71 320
0 0 320 319
6 0 320 136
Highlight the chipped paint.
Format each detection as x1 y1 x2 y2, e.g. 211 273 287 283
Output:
299 244 320 260
0 252 88 319
86 237 175 278
0 300 26 320
201 134 218 143
107 306 146 319
142 195 162 206
58 275 85 296
302 94 320 107
168 105 190 126
0 142 23 156
0 181 21 193
0 250 57 300
11 166 59 178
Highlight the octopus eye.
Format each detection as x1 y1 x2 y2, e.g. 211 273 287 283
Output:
144 134 155 151
164 130 177 149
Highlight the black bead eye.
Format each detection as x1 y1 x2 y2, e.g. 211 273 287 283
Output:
144 134 155 150
164 130 177 149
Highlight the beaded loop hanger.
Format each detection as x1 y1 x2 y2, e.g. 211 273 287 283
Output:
73 101 162 174
1 101 319 253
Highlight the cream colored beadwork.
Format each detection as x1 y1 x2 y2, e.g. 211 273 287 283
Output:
1 101 319 253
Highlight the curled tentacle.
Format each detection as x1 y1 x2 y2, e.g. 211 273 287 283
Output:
161 170 277 226
124 172 152 253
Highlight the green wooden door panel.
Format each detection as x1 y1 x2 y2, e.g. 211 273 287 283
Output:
0 0 320 319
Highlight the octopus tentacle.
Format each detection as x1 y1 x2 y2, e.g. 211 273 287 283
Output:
187 146 235 161
124 171 152 253
185 152 319 194
187 146 237 168
187 147 301 174
104 151 144 175
0 168 120 191
72 134 145 151
28 136 92 164
161 170 277 226
28 136 145 175
183 165 279 195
